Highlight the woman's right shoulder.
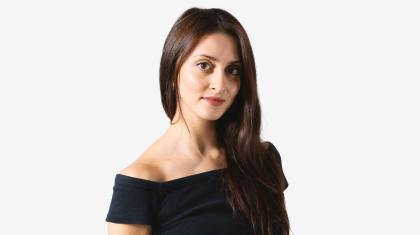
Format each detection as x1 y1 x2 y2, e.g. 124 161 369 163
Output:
118 157 164 184
117 139 172 183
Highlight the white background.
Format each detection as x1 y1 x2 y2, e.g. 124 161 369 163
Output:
1 1 419 234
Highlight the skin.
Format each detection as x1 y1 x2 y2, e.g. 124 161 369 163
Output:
148 32 241 176
126 32 241 179
109 31 242 235
166 31 241 159
161 31 241 168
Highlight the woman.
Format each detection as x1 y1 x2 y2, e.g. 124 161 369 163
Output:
106 7 290 235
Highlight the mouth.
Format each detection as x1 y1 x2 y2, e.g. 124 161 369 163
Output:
202 97 225 106
202 96 225 102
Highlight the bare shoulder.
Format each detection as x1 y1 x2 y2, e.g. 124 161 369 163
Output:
118 158 165 182
119 151 166 181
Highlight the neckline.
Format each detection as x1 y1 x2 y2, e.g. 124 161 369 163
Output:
116 167 227 187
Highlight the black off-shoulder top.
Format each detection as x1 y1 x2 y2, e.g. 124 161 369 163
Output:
105 141 289 235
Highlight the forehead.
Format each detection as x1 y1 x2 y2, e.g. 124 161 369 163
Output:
188 32 240 62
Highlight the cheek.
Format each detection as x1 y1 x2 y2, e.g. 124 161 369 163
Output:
230 80 240 97
181 69 206 93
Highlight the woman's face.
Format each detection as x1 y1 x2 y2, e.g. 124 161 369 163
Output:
176 32 241 122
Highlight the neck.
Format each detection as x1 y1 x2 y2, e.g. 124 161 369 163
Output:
163 116 222 161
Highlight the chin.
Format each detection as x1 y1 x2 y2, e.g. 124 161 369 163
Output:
201 112 222 120
198 111 224 121
196 101 228 120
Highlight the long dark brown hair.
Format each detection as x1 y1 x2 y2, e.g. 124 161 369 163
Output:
159 7 290 235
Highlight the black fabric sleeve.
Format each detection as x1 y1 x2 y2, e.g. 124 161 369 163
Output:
105 174 159 225
266 141 289 190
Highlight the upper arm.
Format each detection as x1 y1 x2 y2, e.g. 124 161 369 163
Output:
108 222 152 235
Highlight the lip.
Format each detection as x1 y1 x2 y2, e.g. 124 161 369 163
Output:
202 96 225 106
203 96 225 102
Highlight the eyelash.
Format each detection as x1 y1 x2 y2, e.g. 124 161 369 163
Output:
196 62 241 76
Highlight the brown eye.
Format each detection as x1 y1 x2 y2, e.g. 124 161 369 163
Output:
197 62 211 71
229 66 241 76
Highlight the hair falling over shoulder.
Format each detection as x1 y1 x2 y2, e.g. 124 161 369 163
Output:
159 7 290 235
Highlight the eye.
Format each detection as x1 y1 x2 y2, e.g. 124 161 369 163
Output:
228 66 241 76
197 62 212 71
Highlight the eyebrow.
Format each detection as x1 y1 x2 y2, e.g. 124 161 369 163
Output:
193 54 241 64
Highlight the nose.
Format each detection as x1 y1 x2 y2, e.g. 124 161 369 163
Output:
209 68 227 92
